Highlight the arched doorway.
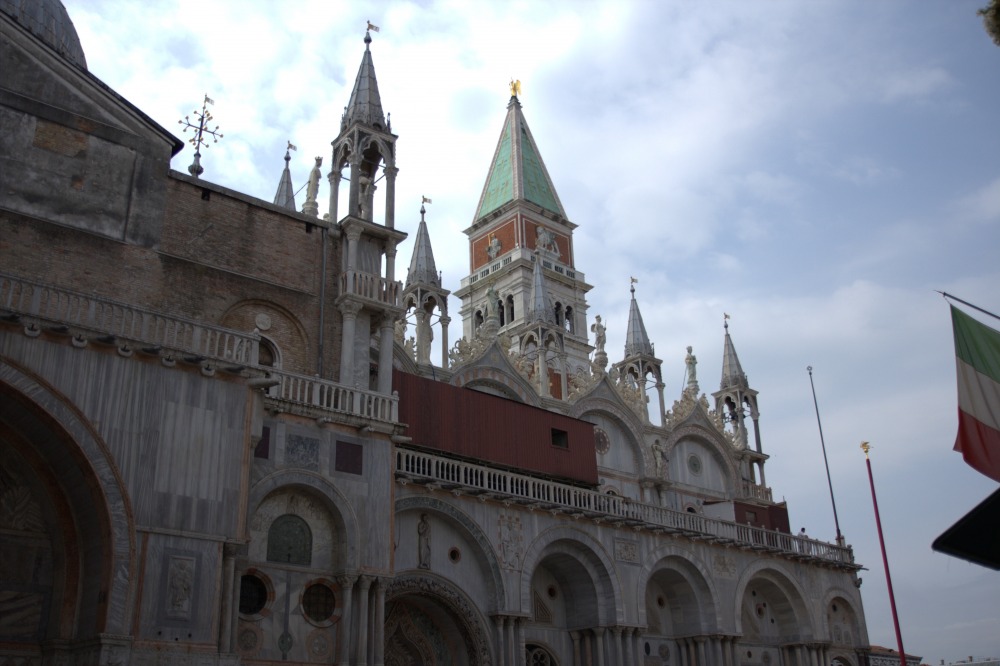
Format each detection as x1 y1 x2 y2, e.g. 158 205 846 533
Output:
385 574 493 666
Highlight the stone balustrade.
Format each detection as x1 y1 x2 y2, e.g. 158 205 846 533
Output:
0 272 258 365
741 480 774 502
340 270 401 307
266 368 398 424
396 447 856 568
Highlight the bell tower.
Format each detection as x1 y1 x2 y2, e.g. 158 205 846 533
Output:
454 87 594 392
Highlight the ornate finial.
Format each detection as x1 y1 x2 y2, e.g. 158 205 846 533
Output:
284 141 297 163
630 276 638 295
860 441 872 458
724 312 730 330
178 94 223 178
420 196 431 219
509 79 521 98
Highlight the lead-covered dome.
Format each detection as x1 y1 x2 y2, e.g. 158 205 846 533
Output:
0 0 87 68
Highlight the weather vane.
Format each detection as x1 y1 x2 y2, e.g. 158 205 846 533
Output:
509 79 521 98
178 94 223 177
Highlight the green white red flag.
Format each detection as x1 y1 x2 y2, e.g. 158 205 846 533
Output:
952 305 1000 483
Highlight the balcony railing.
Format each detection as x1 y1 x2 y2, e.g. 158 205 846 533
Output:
396 448 856 567
0 272 258 365
461 248 586 289
340 271 401 307
740 481 774 502
267 368 398 424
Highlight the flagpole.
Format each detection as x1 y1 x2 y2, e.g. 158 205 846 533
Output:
861 442 907 665
808 366 844 545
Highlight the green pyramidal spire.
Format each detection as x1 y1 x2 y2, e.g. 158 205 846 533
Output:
474 95 566 222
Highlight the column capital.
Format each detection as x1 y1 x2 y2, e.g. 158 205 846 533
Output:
358 574 375 590
335 574 358 588
383 165 399 179
339 301 363 317
592 626 605 637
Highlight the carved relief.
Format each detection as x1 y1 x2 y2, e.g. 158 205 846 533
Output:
614 538 639 564
165 556 195 620
386 575 493 666
498 512 523 568
286 435 320 470
712 554 737 578
417 513 431 569
0 460 45 532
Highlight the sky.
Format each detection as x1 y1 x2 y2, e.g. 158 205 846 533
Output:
65 1 1000 662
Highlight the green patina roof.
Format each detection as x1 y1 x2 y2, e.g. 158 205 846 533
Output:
475 99 566 222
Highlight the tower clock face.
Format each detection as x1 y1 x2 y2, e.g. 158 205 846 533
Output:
594 427 611 454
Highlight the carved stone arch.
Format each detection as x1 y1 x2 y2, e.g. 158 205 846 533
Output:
386 572 494 666
369 136 395 168
732 561 815 639
665 423 740 495
635 545 722 632
821 586 865 648
395 495 506 610
220 298 310 370
520 524 623 626
451 349 541 407
571 396 649 476
0 358 136 636
248 469 360 571
332 136 355 168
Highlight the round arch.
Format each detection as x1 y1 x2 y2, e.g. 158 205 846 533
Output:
732 561 815 639
386 572 494 666
635 544 722 631
666 422 741 495
395 495 506 610
571 396 648 477
520 525 622 626
248 469 361 571
0 358 136 637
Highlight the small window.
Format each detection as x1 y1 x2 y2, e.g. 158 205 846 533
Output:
302 583 336 622
746 510 758 523
551 428 568 449
239 574 268 615
267 514 312 565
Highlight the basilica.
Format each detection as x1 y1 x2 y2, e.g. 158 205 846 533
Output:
0 2 870 664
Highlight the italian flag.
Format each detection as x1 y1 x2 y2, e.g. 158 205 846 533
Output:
952 305 1000 483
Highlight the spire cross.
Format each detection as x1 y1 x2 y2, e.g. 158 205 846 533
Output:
178 94 224 177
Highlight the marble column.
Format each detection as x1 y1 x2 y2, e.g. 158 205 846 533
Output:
439 315 450 365
220 544 237 652
336 575 357 666
373 578 386 666
570 630 581 666
494 617 506 666
339 301 362 387
328 167 342 222
383 166 397 229
613 627 624 665
593 627 605 666
357 576 373 666
378 318 394 394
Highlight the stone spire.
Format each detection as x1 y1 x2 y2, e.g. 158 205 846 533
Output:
624 281 654 358
527 252 556 325
720 317 748 390
406 204 440 289
343 30 387 131
273 147 296 211
401 204 450 370
712 317 762 460
473 95 566 222
615 281 664 425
